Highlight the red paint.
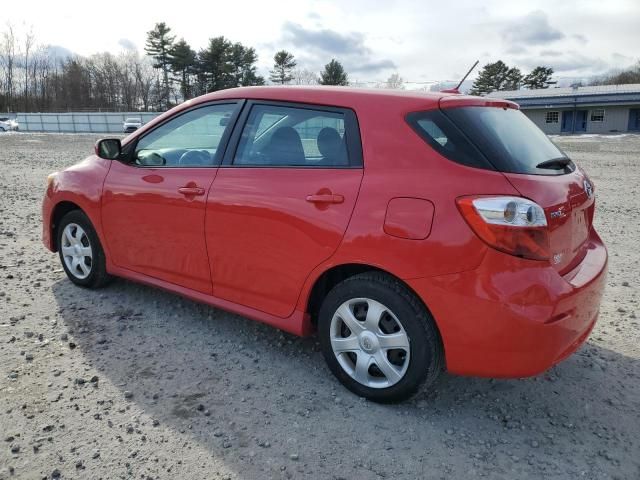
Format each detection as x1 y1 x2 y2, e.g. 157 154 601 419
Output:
384 197 435 240
42 86 608 377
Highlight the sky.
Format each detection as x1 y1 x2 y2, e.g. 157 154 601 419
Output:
3 0 640 87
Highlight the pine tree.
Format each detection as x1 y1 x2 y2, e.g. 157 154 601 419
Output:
319 59 348 86
229 43 264 87
144 22 175 109
469 61 522 96
195 36 233 93
169 39 196 101
523 66 554 89
269 50 296 84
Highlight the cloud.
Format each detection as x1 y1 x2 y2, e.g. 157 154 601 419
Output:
350 59 397 74
118 38 137 51
282 22 370 56
279 22 396 75
43 45 75 60
505 45 527 55
516 51 608 73
539 49 562 57
501 11 564 46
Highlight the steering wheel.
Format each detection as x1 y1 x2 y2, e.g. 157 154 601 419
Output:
179 150 210 166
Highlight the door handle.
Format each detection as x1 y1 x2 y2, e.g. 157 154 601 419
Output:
178 186 205 196
305 193 344 204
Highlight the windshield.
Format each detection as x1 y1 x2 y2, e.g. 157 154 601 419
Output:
126 118 141 123
442 106 571 175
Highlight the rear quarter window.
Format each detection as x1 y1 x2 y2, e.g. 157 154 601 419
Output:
407 106 572 175
406 109 494 170
442 106 571 175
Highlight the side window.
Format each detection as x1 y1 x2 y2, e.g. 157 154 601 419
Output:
134 103 237 167
406 109 494 171
234 105 350 167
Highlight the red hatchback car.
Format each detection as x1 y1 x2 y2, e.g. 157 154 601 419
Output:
42 87 607 402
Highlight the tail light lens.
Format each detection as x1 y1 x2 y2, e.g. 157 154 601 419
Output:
457 196 550 261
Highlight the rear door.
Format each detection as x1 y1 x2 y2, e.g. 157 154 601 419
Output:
205 101 363 318
439 101 595 273
102 102 241 293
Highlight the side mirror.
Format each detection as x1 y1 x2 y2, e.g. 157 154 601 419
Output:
95 138 122 160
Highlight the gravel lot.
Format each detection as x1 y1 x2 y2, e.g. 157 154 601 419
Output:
0 132 639 480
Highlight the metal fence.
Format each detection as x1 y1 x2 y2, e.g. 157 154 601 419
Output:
14 112 163 133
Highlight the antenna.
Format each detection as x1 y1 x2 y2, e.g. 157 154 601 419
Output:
441 60 480 94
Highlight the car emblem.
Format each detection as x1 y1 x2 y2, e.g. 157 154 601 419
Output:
550 206 566 219
584 180 593 198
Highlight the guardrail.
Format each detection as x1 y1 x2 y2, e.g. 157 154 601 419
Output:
14 112 163 133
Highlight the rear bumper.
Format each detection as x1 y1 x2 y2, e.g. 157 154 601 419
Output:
407 229 608 378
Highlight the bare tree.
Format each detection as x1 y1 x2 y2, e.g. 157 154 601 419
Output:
0 23 18 110
23 27 35 110
292 68 319 85
384 73 404 89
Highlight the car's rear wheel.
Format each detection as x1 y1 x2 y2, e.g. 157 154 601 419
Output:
318 272 443 403
57 210 111 288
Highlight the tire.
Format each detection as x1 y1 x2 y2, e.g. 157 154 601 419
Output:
57 210 112 288
318 272 443 403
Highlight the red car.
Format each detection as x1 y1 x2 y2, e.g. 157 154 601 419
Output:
42 87 607 402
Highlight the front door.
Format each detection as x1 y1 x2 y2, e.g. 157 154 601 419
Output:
102 102 241 294
629 108 640 131
561 110 587 133
206 101 364 318
575 110 587 132
561 111 574 133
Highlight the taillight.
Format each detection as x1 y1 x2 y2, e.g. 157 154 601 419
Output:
456 196 550 261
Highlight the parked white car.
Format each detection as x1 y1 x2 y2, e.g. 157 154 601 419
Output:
0 117 19 132
123 117 143 133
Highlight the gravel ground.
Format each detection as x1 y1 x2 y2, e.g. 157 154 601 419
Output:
0 132 638 480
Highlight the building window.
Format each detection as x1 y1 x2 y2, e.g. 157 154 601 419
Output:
591 109 605 122
545 111 559 123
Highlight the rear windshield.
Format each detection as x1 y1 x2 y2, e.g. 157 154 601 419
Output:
407 106 571 175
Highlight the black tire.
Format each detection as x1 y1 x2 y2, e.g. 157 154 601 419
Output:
57 210 112 288
318 272 443 403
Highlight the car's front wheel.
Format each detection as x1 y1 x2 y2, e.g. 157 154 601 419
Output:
57 210 111 288
318 272 443 403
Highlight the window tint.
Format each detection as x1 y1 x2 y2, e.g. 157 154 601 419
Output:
134 104 237 167
234 105 350 167
443 106 570 175
406 109 493 170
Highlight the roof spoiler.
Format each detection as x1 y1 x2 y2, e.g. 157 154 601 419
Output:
440 60 479 95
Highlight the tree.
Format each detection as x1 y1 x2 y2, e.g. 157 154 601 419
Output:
269 50 296 84
319 59 348 86
0 23 17 110
196 36 233 93
591 62 640 86
292 68 318 85
144 22 175 109
229 43 264 87
469 61 522 95
523 66 554 89
384 73 404 89
170 38 196 100
23 28 35 110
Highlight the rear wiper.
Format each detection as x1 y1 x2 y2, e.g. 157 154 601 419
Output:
536 157 572 170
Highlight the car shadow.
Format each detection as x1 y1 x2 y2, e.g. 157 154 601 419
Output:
51 277 640 479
